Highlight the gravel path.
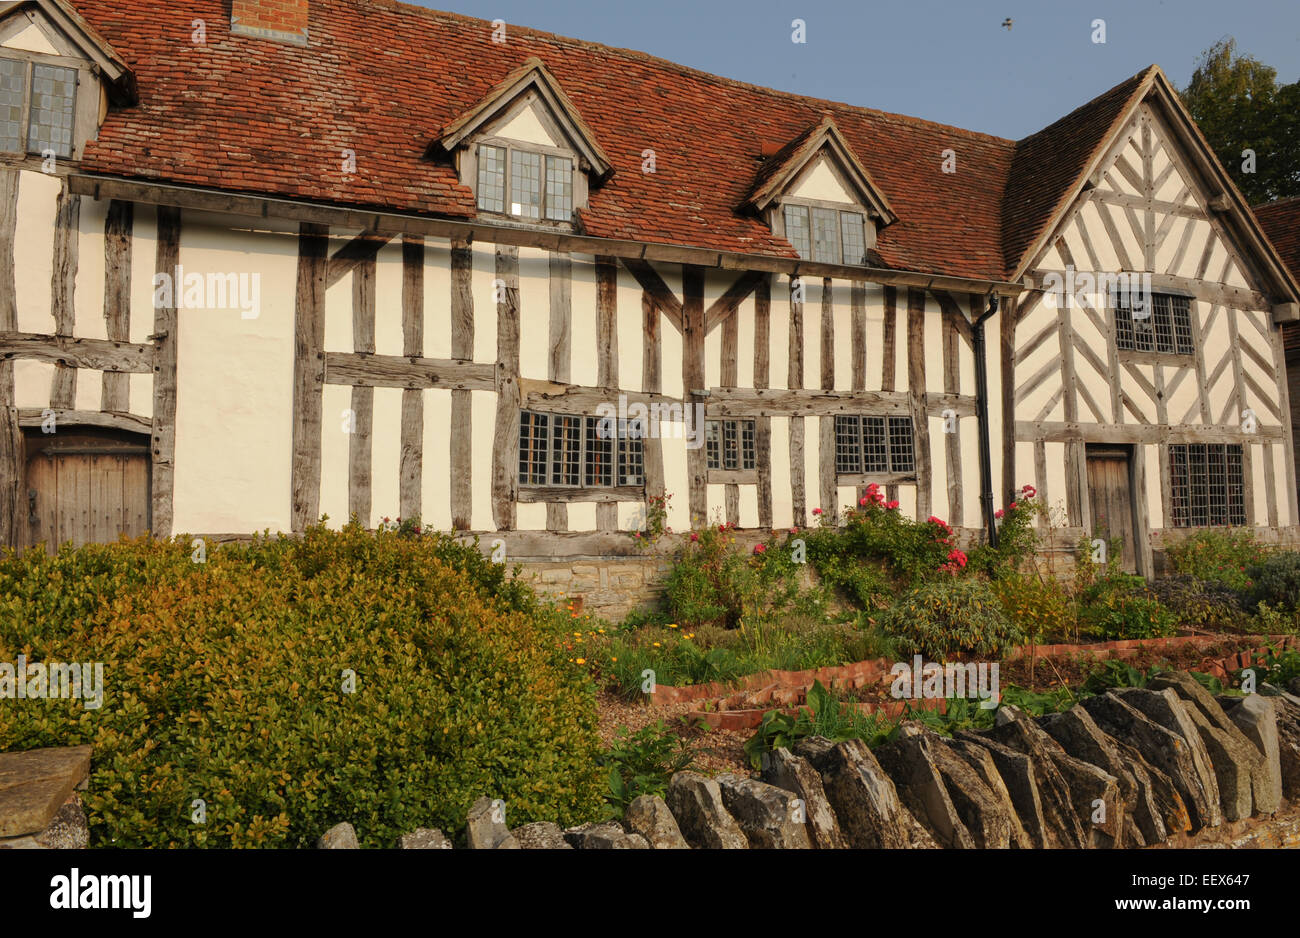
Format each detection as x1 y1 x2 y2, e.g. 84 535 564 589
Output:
596 689 753 777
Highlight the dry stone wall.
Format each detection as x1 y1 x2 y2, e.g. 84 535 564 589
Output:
326 677 1300 850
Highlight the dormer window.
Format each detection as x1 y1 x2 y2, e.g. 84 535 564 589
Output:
745 116 896 267
475 143 574 222
0 1 136 162
436 58 612 228
782 202 867 265
0 57 77 156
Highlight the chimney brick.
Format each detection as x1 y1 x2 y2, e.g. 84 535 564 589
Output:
231 0 309 46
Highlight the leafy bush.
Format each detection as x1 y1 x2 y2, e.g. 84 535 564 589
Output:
969 485 1044 577
663 525 828 630
598 721 699 816
1248 551 1300 612
806 492 955 588
1150 575 1253 632
878 577 1026 661
992 571 1077 644
1166 529 1269 591
0 524 605 848
1078 572 1177 640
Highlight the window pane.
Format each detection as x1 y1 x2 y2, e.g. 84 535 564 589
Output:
545 155 572 221
863 417 888 472
518 412 549 485
1171 296 1194 355
887 417 915 473
705 420 721 470
510 149 542 219
722 419 739 470
1226 445 1246 525
1170 443 1245 527
0 57 25 153
1152 293 1175 354
584 416 612 486
1116 292 1192 356
1168 445 1189 528
784 205 810 260
551 414 581 486
740 420 756 470
834 416 860 474
618 419 644 486
1189 444 1208 526
477 144 506 213
811 207 840 264
27 64 75 158
839 212 865 265
1115 301 1135 351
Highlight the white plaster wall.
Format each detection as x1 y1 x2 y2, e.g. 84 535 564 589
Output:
170 217 298 534
420 389 452 531
14 170 59 334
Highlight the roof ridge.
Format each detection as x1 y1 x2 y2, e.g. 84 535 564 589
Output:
357 0 1017 146
1012 64 1158 147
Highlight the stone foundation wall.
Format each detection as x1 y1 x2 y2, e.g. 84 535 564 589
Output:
514 556 673 621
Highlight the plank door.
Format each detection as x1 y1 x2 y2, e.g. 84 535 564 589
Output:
24 432 151 552
1085 444 1137 573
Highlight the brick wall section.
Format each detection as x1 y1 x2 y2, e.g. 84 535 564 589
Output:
231 0 309 42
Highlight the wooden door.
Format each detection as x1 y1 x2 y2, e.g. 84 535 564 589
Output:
23 431 151 552
1085 444 1137 573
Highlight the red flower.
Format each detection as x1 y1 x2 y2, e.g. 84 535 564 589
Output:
947 548 968 567
859 496 869 506
886 500 899 510
994 508 1005 519
789 527 799 535
690 532 699 542
1008 502 1018 510
812 508 823 515
1020 483 1037 498
753 544 767 555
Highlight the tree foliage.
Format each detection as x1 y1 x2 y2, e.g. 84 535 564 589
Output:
1180 38 1300 204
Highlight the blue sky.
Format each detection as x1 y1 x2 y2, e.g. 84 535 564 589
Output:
411 0 1300 140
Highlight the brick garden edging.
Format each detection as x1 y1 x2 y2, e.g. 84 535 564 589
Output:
655 634 1300 732
652 634 1300 707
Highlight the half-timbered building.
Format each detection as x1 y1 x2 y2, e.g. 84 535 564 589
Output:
2 0 1299 599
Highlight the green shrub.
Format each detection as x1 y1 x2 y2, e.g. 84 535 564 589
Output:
1166 529 1269 591
1078 572 1177 640
806 496 953 587
878 576 1026 661
598 721 700 816
663 525 827 630
0 524 604 848
992 571 1077 644
1248 551 1300 612
968 485 1044 577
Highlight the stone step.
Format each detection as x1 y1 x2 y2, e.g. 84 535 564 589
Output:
0 744 91 840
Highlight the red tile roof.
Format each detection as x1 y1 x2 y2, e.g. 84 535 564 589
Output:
1255 197 1300 282
1254 197 1300 353
68 0 1156 282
